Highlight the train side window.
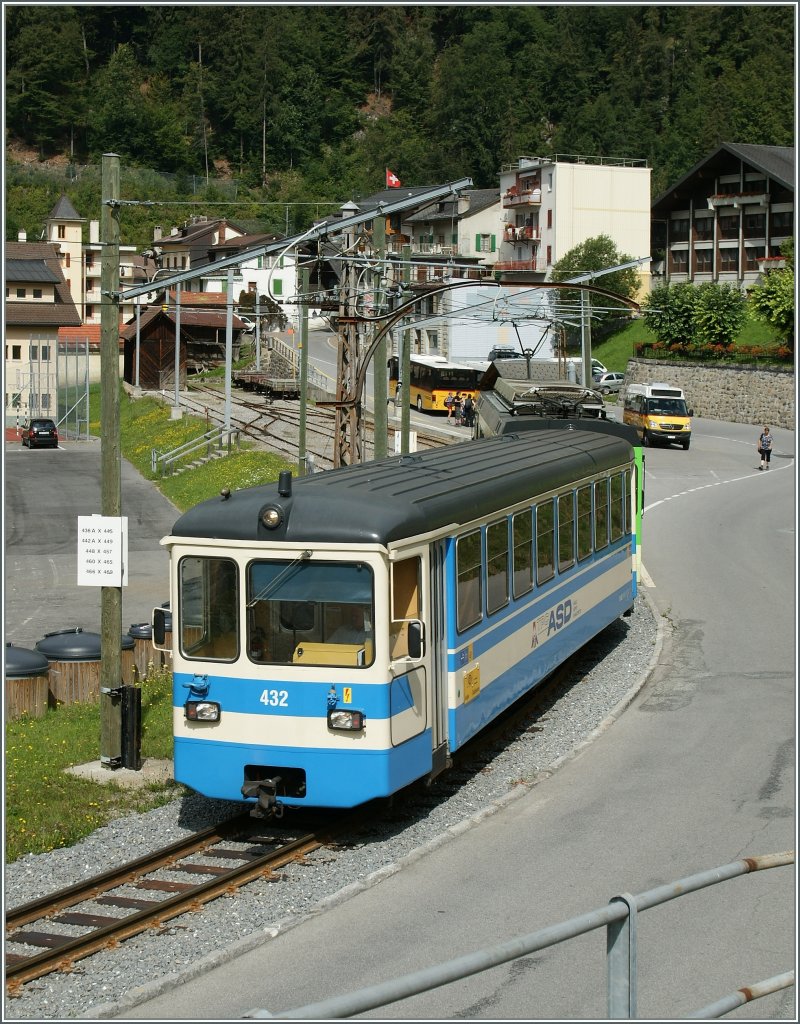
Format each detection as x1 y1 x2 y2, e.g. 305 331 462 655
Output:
512 509 533 598
179 556 239 661
486 519 509 615
535 499 555 585
456 530 483 632
577 484 593 562
610 472 625 542
594 479 609 551
557 492 575 573
390 556 422 659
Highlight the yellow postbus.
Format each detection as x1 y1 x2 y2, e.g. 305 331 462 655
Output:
622 382 693 449
387 354 482 413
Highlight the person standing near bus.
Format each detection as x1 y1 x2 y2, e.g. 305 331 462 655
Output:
445 392 455 418
758 425 773 470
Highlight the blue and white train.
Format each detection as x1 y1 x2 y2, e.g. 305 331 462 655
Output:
153 430 638 815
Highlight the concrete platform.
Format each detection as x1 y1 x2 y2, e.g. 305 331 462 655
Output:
64 758 174 788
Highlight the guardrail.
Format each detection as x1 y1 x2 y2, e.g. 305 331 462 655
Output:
151 426 240 477
244 850 794 1020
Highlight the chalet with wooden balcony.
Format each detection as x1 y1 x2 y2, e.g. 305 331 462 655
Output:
650 143 794 290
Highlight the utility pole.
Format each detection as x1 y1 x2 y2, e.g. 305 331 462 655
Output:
99 153 122 769
298 266 309 474
371 216 387 460
400 244 412 454
334 202 362 467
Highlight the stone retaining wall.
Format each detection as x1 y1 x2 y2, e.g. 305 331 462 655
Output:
625 359 795 430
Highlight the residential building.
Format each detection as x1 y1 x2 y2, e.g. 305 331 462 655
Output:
45 195 145 325
4 240 81 424
495 154 652 289
650 143 794 290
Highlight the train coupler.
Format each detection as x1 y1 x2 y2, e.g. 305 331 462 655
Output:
241 776 284 819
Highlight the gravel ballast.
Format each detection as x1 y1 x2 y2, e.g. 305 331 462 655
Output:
4 592 662 1021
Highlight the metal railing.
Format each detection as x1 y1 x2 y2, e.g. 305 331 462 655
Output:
151 426 240 477
244 851 794 1020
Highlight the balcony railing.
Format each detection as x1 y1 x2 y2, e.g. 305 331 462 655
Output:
503 225 541 243
502 187 542 209
707 192 770 210
493 258 547 273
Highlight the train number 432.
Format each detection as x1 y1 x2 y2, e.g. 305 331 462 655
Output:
260 689 289 707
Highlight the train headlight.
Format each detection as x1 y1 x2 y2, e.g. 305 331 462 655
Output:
260 505 283 529
327 708 366 731
185 700 221 722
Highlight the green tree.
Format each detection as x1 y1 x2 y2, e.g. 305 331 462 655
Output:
749 240 795 352
692 282 746 350
641 282 698 349
551 235 641 309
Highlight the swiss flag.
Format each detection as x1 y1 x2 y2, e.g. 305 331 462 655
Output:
386 168 402 188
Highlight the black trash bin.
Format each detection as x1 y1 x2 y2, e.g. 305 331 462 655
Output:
35 628 136 706
5 642 50 720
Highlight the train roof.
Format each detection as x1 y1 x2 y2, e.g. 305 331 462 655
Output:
167 430 634 547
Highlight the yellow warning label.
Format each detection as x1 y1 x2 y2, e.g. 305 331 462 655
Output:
343 687 352 704
463 665 480 704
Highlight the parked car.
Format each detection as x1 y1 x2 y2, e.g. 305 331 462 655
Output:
488 346 524 361
21 417 59 448
594 372 626 396
237 315 256 333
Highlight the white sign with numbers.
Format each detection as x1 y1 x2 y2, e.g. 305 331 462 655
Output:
77 515 128 587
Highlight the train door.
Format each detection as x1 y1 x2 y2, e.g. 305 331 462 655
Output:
429 539 448 770
388 548 429 749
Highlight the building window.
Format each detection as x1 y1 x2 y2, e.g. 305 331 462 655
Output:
744 213 766 233
670 249 688 272
30 345 38 360
41 345 50 360
86 305 94 319
428 330 438 350
695 249 713 272
41 394 51 409
181 256 187 269
719 249 739 272
65 253 71 267
718 214 739 239
33 288 42 298
694 218 714 241
85 253 94 269
12 345 22 359
546 245 552 264
57 225 66 239
12 392 22 407
745 246 765 270
771 210 793 232
16 288 26 298
547 209 553 229
670 218 690 240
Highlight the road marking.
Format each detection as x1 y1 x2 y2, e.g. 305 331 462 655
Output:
645 460 794 513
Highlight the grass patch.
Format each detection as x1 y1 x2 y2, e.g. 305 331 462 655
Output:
5 668 183 863
7 385 296 863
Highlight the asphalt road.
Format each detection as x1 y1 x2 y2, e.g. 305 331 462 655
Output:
110 416 796 1021
4 436 179 650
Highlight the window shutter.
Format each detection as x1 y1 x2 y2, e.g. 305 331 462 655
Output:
273 279 283 296
490 235 496 252
452 233 458 245
475 234 481 251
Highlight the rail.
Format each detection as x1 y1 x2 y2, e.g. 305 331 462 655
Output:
151 426 240 477
243 850 794 1020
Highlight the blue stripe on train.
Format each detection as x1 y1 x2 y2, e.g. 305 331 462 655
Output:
448 583 632 750
174 728 433 807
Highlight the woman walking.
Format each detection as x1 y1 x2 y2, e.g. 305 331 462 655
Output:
757 425 773 470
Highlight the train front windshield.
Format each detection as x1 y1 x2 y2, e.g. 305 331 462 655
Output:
248 560 375 666
177 556 375 668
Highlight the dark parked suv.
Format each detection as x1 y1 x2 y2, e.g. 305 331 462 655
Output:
21 418 59 449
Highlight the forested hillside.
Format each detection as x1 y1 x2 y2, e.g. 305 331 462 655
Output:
5 4 795 241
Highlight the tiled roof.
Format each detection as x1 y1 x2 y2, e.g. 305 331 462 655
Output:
406 188 501 224
119 306 251 340
157 219 248 247
4 242 81 327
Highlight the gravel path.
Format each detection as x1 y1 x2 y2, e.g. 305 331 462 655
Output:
4 591 662 1021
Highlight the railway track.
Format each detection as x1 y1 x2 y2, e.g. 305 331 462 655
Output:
5 813 338 995
183 380 449 469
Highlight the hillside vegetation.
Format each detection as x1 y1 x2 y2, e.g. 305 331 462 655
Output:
6 6 794 244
